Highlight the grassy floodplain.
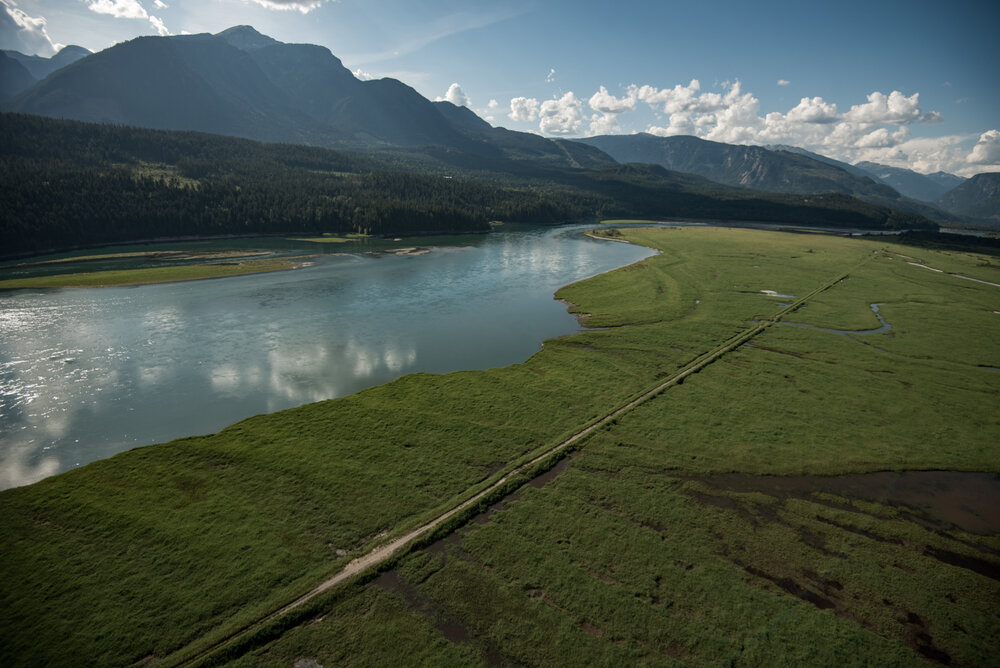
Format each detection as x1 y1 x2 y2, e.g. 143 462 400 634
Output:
288 233 373 244
1 227 998 666
0 253 308 289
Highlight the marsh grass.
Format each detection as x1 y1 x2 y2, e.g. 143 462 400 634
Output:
0 257 307 289
1 227 997 666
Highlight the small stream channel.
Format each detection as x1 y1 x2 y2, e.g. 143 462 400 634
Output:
780 303 893 342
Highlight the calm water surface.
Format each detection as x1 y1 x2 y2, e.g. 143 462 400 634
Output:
0 225 653 489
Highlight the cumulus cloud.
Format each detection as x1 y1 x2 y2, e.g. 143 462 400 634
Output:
506 74 971 172
87 0 173 37
0 0 61 55
638 79 710 114
647 112 698 137
87 0 148 19
352 68 374 81
588 112 621 136
247 0 329 12
968 130 1000 165
588 85 637 114
149 14 169 36
843 91 921 125
475 99 500 123
784 96 839 124
436 82 470 107
509 96 539 122
636 81 950 168
539 91 583 135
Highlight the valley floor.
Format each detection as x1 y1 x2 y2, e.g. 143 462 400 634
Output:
1 227 997 666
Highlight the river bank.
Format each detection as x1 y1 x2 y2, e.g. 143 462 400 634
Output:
1 226 996 666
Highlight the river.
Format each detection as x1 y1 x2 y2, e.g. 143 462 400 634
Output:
0 224 654 489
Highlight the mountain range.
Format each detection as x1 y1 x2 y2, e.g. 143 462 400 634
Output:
575 134 979 224
0 45 90 102
1 25 996 225
3 26 610 174
854 162 965 202
935 173 1000 221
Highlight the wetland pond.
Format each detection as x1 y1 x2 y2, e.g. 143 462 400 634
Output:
0 224 654 489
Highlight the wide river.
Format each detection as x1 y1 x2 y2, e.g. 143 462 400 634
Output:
0 224 654 489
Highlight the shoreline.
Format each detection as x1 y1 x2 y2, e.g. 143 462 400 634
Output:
0 255 312 290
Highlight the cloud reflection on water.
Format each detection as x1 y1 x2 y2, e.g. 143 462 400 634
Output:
0 226 653 489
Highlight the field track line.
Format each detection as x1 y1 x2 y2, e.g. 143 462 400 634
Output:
161 249 878 667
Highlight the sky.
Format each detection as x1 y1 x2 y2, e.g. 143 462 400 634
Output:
2 0 999 176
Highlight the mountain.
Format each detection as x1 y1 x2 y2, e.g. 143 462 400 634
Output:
926 171 966 192
3 27 473 150
767 144 873 178
5 32 342 144
1 113 938 256
854 161 964 202
935 173 1000 221
4 26 608 173
577 133 899 199
431 100 617 171
2 45 90 80
0 53 34 102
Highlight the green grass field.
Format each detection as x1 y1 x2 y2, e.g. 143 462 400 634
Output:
1 227 997 666
0 256 307 289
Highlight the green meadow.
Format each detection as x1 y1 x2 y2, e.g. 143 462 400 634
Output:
0 255 308 289
1 227 997 666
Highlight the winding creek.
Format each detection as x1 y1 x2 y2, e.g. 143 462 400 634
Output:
780 302 893 342
0 225 654 489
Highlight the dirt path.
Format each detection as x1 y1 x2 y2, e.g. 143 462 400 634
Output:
898 254 1000 288
162 254 874 667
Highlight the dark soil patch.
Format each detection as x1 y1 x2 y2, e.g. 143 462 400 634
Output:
692 471 1000 534
375 570 501 666
922 545 1000 581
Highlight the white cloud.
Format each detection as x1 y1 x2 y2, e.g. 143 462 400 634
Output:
844 91 921 125
647 112 697 137
855 126 909 148
968 130 1000 165
698 81 762 144
784 96 839 124
246 0 329 12
539 91 583 135
87 0 148 19
638 79 710 114
509 96 539 122
436 82 470 107
487 99 499 109
148 15 169 36
0 0 62 55
588 112 620 136
545 68 555 83
509 76 972 173
588 85 637 114
153 0 167 7
777 79 790 86
352 68 374 81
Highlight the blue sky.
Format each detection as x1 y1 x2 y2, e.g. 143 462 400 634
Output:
2 0 998 175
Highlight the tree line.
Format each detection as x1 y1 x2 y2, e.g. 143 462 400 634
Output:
0 113 936 257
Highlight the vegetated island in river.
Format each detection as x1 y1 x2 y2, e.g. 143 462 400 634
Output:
1 225 996 667
0 249 313 289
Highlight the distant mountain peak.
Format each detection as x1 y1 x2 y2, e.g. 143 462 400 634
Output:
854 161 963 202
217 25 280 51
